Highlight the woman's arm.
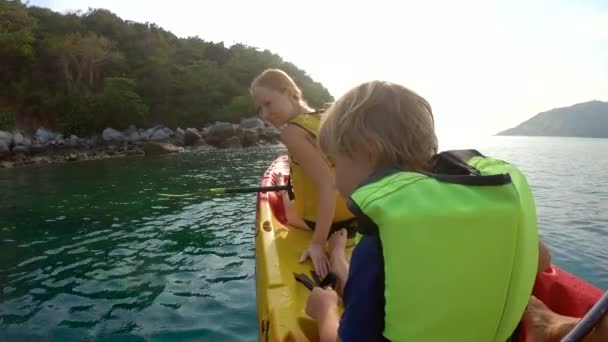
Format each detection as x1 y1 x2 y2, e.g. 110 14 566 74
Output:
281 124 337 277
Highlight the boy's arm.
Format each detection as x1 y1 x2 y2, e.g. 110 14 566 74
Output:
538 240 551 274
317 308 341 342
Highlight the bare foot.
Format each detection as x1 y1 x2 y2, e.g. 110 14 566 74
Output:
524 296 579 342
328 229 347 257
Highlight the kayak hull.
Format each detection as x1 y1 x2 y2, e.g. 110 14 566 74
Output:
255 155 353 341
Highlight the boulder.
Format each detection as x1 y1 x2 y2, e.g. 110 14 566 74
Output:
69 135 80 147
123 125 137 136
126 131 143 143
205 122 236 146
65 153 78 161
241 128 259 147
150 129 171 141
1 161 14 168
219 136 242 149
0 131 12 145
240 117 265 130
12 145 30 155
184 128 203 146
102 128 125 142
34 127 56 144
31 156 52 165
12 131 25 145
30 143 45 154
142 142 184 156
0 140 9 158
260 126 281 143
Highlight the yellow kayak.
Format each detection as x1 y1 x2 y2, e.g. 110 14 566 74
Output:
255 155 353 341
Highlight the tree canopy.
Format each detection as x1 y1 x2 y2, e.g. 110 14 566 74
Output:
0 1 334 133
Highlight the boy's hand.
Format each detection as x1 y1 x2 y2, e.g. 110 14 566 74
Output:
300 242 330 278
306 287 339 320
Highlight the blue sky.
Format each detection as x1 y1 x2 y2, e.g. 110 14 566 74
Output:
28 0 608 140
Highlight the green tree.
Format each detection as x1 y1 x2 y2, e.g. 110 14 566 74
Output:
0 2 334 131
218 95 256 122
169 60 239 126
93 78 148 129
47 32 124 93
0 0 37 59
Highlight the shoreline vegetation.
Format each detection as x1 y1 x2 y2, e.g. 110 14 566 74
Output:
0 1 331 168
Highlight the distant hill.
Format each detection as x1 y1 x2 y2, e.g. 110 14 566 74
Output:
497 101 608 138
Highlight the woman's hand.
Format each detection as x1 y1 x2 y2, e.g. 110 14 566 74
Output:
300 242 330 278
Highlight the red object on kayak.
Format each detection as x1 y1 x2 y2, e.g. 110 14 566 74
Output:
518 265 604 341
257 156 289 224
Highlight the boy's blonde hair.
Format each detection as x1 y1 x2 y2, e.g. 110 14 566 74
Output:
319 81 438 171
250 69 309 107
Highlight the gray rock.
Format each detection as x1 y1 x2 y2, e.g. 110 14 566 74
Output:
0 140 9 158
69 135 80 147
150 129 171 141
184 128 203 146
141 127 156 141
142 142 183 156
23 137 32 147
126 131 143 142
219 136 242 149
0 131 12 145
12 131 25 145
260 126 281 142
102 128 125 142
31 143 45 153
1 161 14 168
206 122 236 146
240 117 265 130
176 127 185 137
31 156 52 164
12 145 30 155
123 125 137 136
241 128 259 147
126 149 145 156
34 127 57 144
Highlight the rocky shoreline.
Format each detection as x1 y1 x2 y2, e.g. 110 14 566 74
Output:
0 117 281 169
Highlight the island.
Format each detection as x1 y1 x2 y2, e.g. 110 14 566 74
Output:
497 101 608 138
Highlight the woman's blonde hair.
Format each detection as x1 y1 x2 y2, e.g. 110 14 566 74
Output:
250 69 310 108
318 81 438 171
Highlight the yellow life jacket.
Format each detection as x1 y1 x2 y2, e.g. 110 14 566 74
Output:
287 113 354 223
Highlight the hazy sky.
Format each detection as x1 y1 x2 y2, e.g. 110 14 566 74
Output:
30 0 608 141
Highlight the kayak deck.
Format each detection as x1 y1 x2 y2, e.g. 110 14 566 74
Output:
255 155 354 341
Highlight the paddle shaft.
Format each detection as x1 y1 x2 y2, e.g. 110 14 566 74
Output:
158 185 290 198
220 185 290 194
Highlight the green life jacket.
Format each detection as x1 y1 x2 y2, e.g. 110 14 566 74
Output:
348 150 539 342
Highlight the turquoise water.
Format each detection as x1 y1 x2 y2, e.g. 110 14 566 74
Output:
1 137 607 341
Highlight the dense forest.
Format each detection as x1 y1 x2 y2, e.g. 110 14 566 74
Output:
0 0 333 135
